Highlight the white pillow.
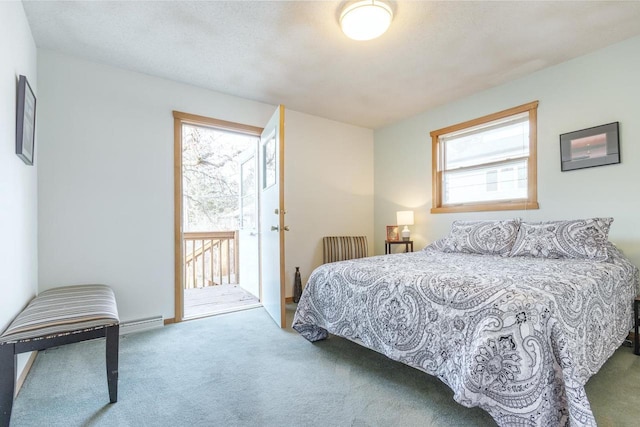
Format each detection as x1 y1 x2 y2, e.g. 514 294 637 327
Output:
509 218 612 261
439 219 521 256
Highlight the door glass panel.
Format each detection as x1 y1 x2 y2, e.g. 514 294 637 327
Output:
263 135 276 189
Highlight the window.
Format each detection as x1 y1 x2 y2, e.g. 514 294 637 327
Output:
430 101 539 213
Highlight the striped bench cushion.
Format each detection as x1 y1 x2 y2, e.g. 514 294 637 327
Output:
0 284 119 343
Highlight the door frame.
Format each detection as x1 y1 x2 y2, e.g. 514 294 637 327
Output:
172 111 263 323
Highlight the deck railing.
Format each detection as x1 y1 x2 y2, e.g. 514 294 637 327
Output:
184 231 238 289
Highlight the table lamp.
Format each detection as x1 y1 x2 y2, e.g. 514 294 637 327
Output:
396 211 414 241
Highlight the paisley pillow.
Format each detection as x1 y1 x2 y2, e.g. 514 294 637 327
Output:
439 219 521 255
509 218 613 261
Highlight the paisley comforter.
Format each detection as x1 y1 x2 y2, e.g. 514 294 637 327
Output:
292 243 638 426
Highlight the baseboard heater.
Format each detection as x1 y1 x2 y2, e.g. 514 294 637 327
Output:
119 316 164 335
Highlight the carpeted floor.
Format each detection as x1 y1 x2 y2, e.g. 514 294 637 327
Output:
10 306 640 426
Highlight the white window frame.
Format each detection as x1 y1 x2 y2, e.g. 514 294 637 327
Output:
430 101 539 213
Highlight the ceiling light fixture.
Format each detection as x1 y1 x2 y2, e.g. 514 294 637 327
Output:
340 0 393 41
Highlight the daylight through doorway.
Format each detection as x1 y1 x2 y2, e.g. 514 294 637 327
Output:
181 122 261 319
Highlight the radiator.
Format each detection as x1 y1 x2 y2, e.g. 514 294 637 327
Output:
119 316 164 335
322 236 368 264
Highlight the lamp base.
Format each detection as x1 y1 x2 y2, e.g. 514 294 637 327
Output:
401 225 410 241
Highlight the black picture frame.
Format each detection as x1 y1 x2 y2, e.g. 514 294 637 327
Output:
560 122 619 172
16 75 36 166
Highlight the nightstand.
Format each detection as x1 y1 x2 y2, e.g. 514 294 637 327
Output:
385 240 413 254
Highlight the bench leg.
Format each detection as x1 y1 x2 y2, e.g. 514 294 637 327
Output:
0 344 16 427
105 325 119 403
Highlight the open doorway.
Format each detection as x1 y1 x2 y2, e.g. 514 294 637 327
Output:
173 112 262 320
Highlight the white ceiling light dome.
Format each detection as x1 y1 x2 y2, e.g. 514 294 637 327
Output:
340 0 394 41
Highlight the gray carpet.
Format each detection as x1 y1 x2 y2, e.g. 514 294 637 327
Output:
10 306 640 426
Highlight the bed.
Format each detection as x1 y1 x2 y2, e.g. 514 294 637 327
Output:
292 218 638 426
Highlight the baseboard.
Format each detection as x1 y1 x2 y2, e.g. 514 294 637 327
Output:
119 316 164 335
164 317 176 325
15 351 37 397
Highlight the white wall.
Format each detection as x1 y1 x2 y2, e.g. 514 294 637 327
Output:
0 1 38 380
37 50 374 322
284 109 374 291
37 50 275 322
374 35 640 267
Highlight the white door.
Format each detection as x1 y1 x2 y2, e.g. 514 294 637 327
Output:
259 105 286 327
238 145 260 299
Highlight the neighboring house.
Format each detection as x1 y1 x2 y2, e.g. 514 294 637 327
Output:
3 1 640 384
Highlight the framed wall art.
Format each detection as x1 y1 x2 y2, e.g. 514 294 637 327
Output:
16 75 36 166
560 122 619 172
386 225 399 241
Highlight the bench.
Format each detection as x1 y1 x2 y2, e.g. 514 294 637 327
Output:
0 284 120 426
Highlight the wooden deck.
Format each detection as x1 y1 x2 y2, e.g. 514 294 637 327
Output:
184 284 260 319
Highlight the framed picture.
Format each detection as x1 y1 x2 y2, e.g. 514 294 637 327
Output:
560 122 619 172
16 75 36 166
386 225 399 241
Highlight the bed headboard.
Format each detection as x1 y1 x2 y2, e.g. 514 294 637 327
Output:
322 236 368 264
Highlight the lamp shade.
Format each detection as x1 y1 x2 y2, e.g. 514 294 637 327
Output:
396 211 414 226
340 0 393 41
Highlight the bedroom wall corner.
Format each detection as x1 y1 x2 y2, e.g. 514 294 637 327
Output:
284 109 374 295
35 50 374 323
0 1 39 382
373 34 640 267
36 50 276 323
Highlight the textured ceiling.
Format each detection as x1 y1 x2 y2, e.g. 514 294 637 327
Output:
22 1 640 129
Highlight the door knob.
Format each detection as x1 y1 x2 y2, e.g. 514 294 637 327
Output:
271 225 279 231
283 225 290 231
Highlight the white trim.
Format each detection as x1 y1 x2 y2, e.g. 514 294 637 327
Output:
119 316 164 335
